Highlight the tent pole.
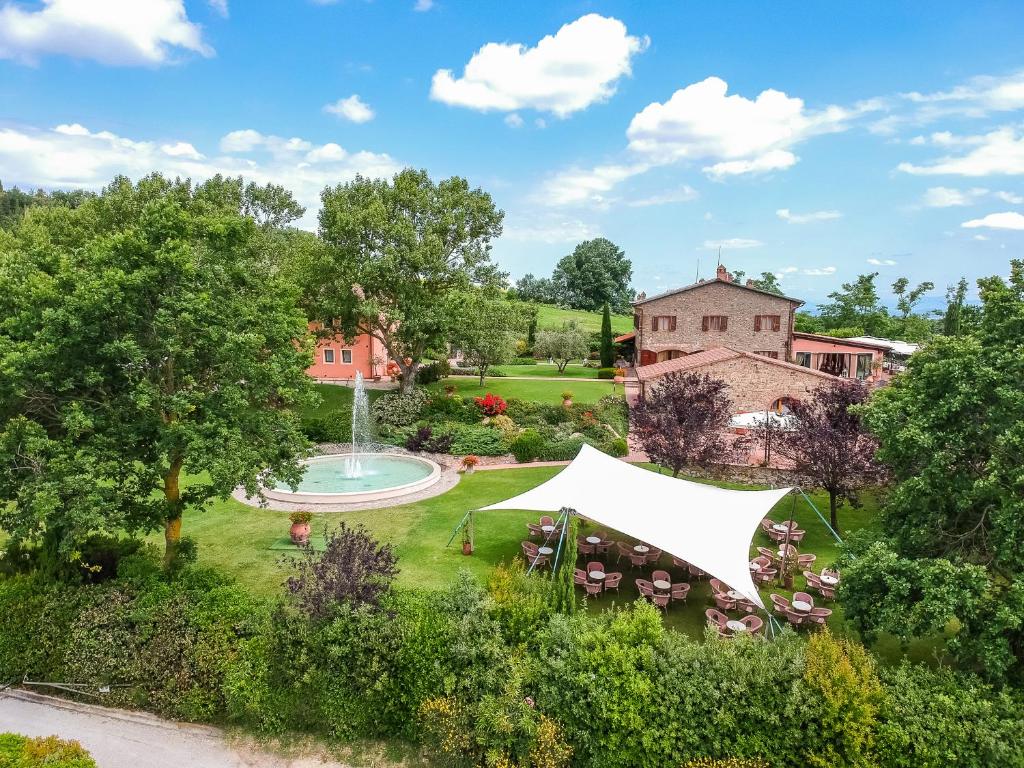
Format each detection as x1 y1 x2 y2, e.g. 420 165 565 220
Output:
549 507 572 573
797 487 843 543
446 510 473 548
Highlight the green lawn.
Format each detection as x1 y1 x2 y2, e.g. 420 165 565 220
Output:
489 363 600 379
164 463 916 656
303 382 383 417
430 377 619 404
533 303 632 334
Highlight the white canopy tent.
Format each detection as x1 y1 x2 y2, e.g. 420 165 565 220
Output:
479 444 792 609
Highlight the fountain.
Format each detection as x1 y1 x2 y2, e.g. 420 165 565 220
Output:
345 371 372 478
263 370 442 505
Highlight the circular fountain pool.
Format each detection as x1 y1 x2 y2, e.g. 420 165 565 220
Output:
263 453 442 505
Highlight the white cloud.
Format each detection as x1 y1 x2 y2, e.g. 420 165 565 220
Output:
867 258 897 266
0 122 400 230
776 208 842 223
778 266 799 274
160 141 203 160
920 186 988 207
626 77 869 177
430 14 647 117
898 127 1024 176
504 217 598 243
961 211 1024 230
626 185 699 207
702 238 762 250
973 234 989 241
208 0 228 18
0 0 212 66
504 113 524 128
537 162 648 207
995 190 1024 204
413 0 434 10
802 266 837 276
323 95 375 124
903 70 1024 117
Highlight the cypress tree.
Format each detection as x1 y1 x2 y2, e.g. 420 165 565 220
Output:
600 302 614 368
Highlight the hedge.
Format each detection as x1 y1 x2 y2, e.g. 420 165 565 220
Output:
0 733 97 768
2 560 1022 768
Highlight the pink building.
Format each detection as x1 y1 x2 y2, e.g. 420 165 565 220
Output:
305 324 391 383
790 332 887 381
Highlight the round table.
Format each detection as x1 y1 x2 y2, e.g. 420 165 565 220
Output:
726 620 747 633
541 525 555 533
586 536 601 544
791 599 812 612
633 545 650 554
820 574 839 586
726 590 743 601
772 523 789 533
778 548 795 558
652 579 671 591
588 570 606 581
749 561 761 572
537 546 554 556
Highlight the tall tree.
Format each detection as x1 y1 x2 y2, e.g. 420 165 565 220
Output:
533 322 590 373
818 273 890 336
551 238 634 313
772 381 882 534
451 291 528 384
0 174 316 569
512 273 555 305
844 263 1024 680
599 302 614 368
631 372 738 477
891 276 935 338
304 169 505 394
943 277 969 336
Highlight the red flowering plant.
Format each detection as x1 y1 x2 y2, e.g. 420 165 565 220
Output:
473 393 507 416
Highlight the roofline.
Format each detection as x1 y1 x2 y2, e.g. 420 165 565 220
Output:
635 345 842 382
632 277 805 308
792 332 889 351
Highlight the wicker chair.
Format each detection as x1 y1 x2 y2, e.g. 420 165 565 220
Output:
818 584 836 600
603 572 623 593
577 541 595 556
583 582 603 598
783 607 805 627
615 541 633 564
803 571 823 591
539 515 555 527
670 582 690 603
526 523 543 539
629 552 648 568
671 556 689 570
806 607 832 625
753 567 777 585
705 608 730 637
650 592 670 610
645 547 663 565
740 615 765 635
709 578 728 594
651 569 671 584
793 591 814 607
713 592 737 612
796 553 817 569
769 593 790 615
635 578 655 597
586 561 606 575
573 568 587 585
760 518 777 533
688 563 707 579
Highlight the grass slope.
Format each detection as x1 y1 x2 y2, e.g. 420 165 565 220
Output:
429 377 619 404
489 363 600 379
533 304 632 334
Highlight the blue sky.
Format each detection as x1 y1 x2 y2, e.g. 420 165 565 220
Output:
3 1 1024 310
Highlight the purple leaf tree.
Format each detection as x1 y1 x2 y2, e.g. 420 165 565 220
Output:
771 380 884 535
631 371 741 477
284 522 399 619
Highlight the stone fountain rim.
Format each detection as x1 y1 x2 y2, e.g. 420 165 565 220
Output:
261 451 442 505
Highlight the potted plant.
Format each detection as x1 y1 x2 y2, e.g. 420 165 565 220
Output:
461 523 473 556
288 511 312 545
444 383 457 397
370 355 384 382
461 454 480 474
561 390 574 408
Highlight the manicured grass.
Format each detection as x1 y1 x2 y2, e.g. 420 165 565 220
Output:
533 303 632 334
165 463 907 654
429 377 619 404
489 363 601 379
302 382 383 418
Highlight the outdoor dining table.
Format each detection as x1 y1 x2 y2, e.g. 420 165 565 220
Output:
585 536 601 544
726 619 747 633
588 570 606 581
633 545 650 554
541 525 555 533
726 590 743 601
749 560 761 572
772 523 789 533
820 574 839 586
652 579 671 591
791 599 812 612
537 546 554 556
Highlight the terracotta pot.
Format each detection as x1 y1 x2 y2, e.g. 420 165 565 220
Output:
462 540 473 556
463 465 475 474
562 399 573 408
290 522 311 545
782 573 794 589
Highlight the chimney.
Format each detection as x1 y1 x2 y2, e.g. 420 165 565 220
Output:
716 264 730 282
746 279 756 288
636 291 646 301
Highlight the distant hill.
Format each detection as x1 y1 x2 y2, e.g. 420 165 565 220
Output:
532 303 633 334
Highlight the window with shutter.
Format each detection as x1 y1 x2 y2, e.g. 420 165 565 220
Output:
652 316 658 331
772 315 781 331
702 316 709 332
754 316 762 332
669 316 677 331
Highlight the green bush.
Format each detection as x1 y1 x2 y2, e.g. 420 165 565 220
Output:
415 360 450 385
0 733 97 767
446 423 507 456
371 389 429 428
510 429 545 463
537 437 585 462
301 415 350 443
423 394 477 424
597 367 618 379
605 437 629 457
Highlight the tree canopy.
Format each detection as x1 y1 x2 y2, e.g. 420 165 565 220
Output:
533 322 590 373
451 291 529 384
551 238 634 313
0 174 316 569
299 169 506 393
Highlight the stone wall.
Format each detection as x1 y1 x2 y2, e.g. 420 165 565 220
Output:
636 280 797 360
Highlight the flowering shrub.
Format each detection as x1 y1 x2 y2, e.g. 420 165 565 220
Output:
288 511 312 525
473 393 507 416
462 454 480 468
0 733 98 768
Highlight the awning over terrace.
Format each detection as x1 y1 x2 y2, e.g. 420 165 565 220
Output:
479 444 791 609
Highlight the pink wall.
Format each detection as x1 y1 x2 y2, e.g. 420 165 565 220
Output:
305 324 388 382
791 334 885 380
